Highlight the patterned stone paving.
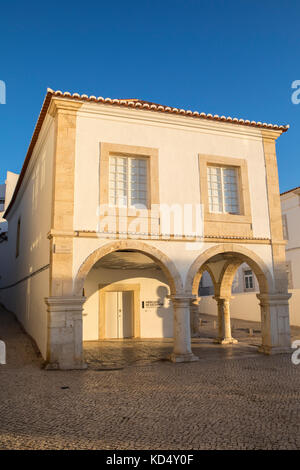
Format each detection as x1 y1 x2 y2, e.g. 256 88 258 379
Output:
0 306 300 450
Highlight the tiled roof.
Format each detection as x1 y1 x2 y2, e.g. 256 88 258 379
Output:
4 88 289 218
49 88 290 132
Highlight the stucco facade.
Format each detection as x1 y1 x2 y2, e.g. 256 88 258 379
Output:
0 89 292 369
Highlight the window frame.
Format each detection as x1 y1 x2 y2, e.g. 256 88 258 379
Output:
100 143 159 211
243 269 254 291
207 164 240 215
198 154 252 237
108 154 149 209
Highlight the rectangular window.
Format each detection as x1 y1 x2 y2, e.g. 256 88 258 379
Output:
244 269 253 290
282 214 289 240
0 198 4 212
207 166 239 214
109 155 148 208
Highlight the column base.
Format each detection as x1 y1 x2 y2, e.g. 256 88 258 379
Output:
258 345 292 355
213 337 238 345
169 352 199 363
44 361 88 370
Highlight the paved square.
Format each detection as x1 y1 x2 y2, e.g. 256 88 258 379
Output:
0 306 300 450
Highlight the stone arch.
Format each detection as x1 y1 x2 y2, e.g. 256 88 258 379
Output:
193 263 218 297
74 240 183 296
186 244 273 296
217 260 244 298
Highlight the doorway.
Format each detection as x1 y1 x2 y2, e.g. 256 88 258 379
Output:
105 291 133 338
99 283 140 339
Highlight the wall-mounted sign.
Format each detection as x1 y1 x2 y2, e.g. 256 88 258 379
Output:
142 300 164 308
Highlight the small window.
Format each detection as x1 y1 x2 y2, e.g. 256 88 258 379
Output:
16 217 21 258
207 166 239 214
244 269 254 291
109 155 148 208
282 214 289 240
0 198 4 212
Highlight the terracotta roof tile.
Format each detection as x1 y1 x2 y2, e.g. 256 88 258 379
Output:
48 89 289 131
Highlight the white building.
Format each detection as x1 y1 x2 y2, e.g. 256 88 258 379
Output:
0 88 292 369
0 171 19 234
199 187 300 326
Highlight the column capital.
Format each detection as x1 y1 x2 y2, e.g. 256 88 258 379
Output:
256 293 292 306
213 295 232 302
45 296 86 311
168 295 195 307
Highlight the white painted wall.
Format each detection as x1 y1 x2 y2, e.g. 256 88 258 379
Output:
83 266 173 340
199 292 261 322
73 103 271 239
281 191 300 289
199 289 300 327
0 116 55 358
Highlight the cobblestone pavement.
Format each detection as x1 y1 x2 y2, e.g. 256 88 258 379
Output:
0 306 300 450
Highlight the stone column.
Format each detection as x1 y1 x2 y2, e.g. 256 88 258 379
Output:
45 296 87 370
169 296 199 363
257 293 291 354
213 296 238 344
190 298 201 337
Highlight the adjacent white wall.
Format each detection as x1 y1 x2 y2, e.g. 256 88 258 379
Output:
0 116 55 358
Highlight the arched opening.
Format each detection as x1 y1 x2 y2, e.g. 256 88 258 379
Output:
186 245 280 353
83 250 174 342
73 241 193 366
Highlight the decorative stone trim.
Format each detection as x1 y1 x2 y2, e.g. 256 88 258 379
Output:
262 131 290 294
74 240 183 296
186 244 273 296
256 293 291 354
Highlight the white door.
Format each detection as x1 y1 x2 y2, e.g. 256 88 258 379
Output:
105 291 133 338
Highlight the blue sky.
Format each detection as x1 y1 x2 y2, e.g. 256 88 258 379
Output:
0 0 299 192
